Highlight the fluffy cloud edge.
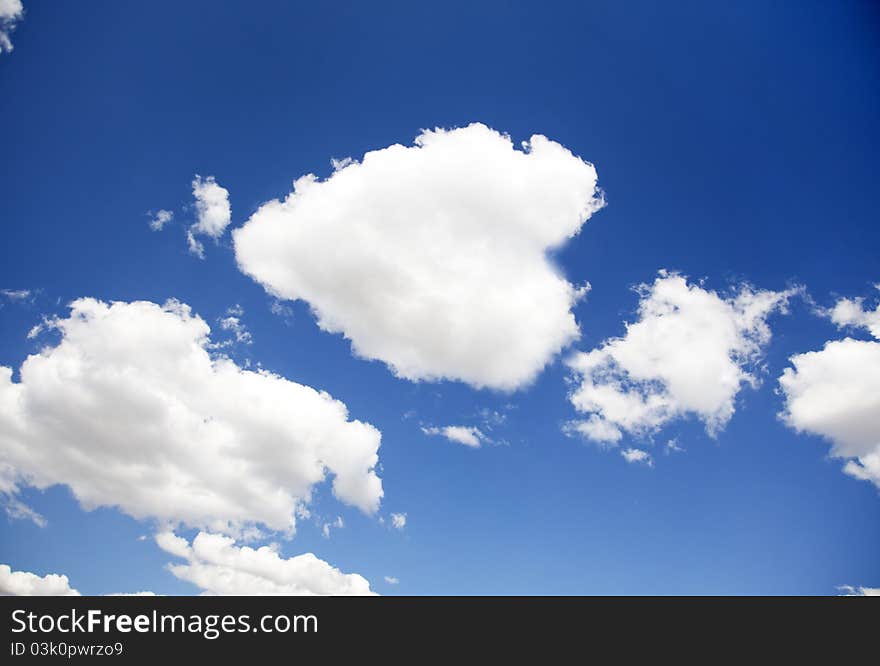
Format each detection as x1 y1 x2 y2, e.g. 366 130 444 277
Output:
779 288 880 489
0 563 80 596
156 531 376 596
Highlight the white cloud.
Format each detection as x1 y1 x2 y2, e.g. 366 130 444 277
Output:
477 408 507 428
0 462 44 526
269 299 294 320
148 209 174 232
4 495 46 527
0 564 79 596
321 516 343 539
186 229 205 259
390 512 406 530
838 585 880 597
0 298 383 536
218 313 252 345
0 562 155 596
563 415 623 445
155 531 191 559
331 157 354 171
567 272 795 444
0 289 36 315
621 448 653 466
0 0 23 54
188 175 231 257
828 286 880 338
192 175 231 237
664 438 684 454
384 576 399 585
156 531 375 595
779 290 880 489
421 425 486 448
1 288 31 301
234 123 604 391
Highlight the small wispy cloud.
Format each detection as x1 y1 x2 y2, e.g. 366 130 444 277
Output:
421 425 487 448
621 448 653 467
218 306 253 345
269 299 294 322
664 438 684 454
4 497 46 528
148 209 174 231
321 516 344 539
186 229 205 259
1 288 31 301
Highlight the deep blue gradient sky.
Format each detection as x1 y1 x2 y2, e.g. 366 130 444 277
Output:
1 1 878 594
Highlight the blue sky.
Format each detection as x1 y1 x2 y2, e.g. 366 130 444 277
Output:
0 1 878 595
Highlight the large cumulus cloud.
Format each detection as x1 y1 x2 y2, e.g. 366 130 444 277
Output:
0 298 383 535
233 123 604 390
